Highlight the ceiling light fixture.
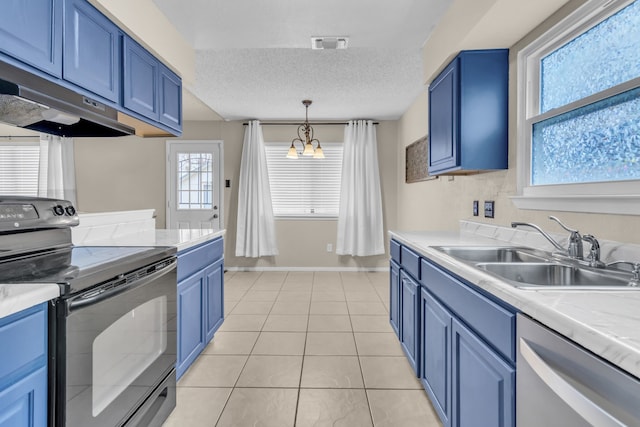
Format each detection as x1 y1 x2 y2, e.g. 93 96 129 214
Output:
287 100 324 159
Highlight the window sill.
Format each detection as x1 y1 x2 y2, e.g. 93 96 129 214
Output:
275 216 338 221
510 194 640 215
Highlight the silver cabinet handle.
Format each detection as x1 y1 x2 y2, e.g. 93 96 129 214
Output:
519 338 626 427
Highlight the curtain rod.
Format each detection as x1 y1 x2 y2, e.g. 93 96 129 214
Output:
242 121 379 126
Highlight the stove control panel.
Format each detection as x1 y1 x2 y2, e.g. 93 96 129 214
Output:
0 197 79 231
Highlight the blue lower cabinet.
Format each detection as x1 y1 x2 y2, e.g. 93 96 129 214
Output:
176 271 205 379
389 260 401 338
176 238 224 379
420 288 451 427
451 318 515 427
205 258 224 343
0 303 48 427
0 366 47 427
400 270 420 375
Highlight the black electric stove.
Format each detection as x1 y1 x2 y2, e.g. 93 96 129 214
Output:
0 196 177 427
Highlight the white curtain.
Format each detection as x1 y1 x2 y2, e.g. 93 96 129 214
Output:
38 133 77 205
235 121 278 257
336 120 384 256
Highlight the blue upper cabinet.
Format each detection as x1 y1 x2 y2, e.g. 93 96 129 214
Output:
123 36 160 121
428 49 509 175
0 0 63 77
159 64 182 131
63 0 121 103
429 60 458 174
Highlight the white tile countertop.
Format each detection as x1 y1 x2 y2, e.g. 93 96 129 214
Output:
390 221 640 379
73 228 226 252
0 283 60 319
0 228 226 320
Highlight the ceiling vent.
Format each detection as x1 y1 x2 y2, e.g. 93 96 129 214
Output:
311 36 349 50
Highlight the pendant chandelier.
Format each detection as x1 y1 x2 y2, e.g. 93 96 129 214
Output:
286 100 325 159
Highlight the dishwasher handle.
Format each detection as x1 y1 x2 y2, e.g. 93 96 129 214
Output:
519 337 626 427
67 258 176 313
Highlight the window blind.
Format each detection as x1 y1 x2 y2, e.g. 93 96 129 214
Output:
0 143 40 196
264 142 343 217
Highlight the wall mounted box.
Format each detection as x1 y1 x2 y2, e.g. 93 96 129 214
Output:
428 49 509 176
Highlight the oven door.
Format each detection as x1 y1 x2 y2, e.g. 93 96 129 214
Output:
52 257 177 427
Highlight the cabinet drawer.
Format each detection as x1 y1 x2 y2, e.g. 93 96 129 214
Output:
0 304 47 384
177 238 224 281
421 259 515 363
401 246 420 280
390 240 401 264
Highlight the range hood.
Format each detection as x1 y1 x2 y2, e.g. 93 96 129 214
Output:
0 60 171 138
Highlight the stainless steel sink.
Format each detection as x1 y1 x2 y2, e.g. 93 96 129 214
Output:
476 262 635 289
434 246 551 263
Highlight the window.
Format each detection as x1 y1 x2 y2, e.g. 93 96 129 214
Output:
177 152 213 209
0 141 41 196
264 142 343 218
515 0 640 214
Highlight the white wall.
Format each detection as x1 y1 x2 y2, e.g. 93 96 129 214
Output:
75 120 397 269
396 0 640 244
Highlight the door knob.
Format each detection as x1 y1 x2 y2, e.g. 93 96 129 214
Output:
213 214 219 219
213 205 218 210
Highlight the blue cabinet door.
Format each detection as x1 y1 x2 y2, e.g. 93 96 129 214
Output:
451 318 515 427
123 36 160 121
0 303 48 427
389 260 401 338
159 64 182 131
176 271 205 380
63 0 120 102
420 288 452 427
205 258 224 343
0 365 47 427
428 49 508 175
0 0 62 77
429 58 458 174
400 271 420 375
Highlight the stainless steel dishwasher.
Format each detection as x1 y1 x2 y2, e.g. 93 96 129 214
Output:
517 314 640 427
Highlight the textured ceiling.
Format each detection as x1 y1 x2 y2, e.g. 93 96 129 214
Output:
154 0 453 121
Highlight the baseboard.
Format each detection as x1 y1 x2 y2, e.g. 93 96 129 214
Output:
225 266 388 272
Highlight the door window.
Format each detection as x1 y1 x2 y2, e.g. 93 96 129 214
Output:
177 152 213 209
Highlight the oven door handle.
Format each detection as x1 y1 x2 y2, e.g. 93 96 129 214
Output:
66 259 176 313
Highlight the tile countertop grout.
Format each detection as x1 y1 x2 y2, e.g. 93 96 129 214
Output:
0 229 226 320
389 228 640 380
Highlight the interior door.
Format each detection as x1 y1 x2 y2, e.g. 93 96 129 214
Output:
166 141 223 230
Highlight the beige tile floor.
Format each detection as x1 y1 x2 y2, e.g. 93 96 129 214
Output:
163 271 442 427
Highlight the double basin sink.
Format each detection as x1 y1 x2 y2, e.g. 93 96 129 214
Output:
434 246 636 290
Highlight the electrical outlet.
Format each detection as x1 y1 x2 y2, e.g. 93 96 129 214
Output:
326 243 333 252
473 200 479 216
484 201 495 218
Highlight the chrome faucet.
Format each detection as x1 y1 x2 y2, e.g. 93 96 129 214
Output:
582 235 605 268
511 216 583 260
606 261 640 287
